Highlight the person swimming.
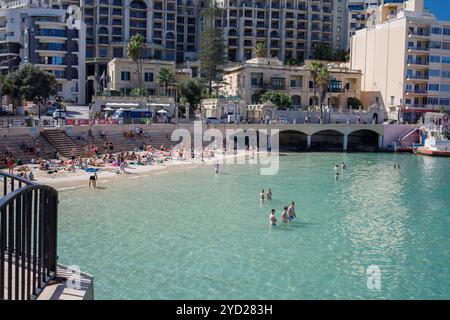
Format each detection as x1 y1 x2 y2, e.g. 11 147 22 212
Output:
287 202 296 220
266 188 272 201
281 206 289 224
335 172 339 181
269 209 277 226
335 164 339 170
260 189 265 201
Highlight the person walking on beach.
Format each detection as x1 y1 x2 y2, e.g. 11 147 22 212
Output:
215 160 220 174
269 209 277 226
119 160 126 174
288 202 296 220
89 172 97 188
266 189 272 201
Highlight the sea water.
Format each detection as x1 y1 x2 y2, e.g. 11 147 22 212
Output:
58 153 450 299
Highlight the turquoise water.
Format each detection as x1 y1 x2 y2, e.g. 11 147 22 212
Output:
58 153 450 299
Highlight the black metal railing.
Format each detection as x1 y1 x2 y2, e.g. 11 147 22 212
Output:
0 172 58 300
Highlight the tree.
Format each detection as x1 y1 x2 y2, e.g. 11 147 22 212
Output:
2 64 58 108
334 49 350 62
309 61 331 119
255 42 265 58
178 78 203 108
285 57 299 66
127 33 145 90
157 67 176 96
260 91 291 110
130 87 147 97
198 0 227 95
347 97 362 110
313 43 334 61
309 61 322 106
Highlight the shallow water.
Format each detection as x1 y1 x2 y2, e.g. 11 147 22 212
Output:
58 153 450 299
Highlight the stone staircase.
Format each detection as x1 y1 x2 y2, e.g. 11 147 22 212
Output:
70 130 181 155
42 129 81 158
0 134 56 167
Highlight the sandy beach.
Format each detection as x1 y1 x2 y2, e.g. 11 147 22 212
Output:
1 150 254 192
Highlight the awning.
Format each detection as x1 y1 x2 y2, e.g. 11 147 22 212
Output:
105 103 140 109
146 103 171 108
401 108 438 113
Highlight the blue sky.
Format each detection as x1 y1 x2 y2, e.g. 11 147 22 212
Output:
424 0 450 21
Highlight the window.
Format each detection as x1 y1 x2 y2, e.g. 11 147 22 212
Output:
442 56 450 64
99 48 108 57
113 47 123 58
442 70 450 78
427 97 439 105
440 84 450 92
429 69 440 77
144 72 153 82
439 98 450 105
430 55 441 63
121 71 130 81
428 83 439 91
444 27 450 35
432 27 442 34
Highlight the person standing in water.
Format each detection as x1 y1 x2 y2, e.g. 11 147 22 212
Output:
269 209 277 226
281 206 289 224
215 160 220 174
341 162 346 169
89 172 97 188
266 189 272 201
335 172 339 181
288 202 296 220
260 189 265 201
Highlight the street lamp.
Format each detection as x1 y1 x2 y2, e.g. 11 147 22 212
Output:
33 96 44 119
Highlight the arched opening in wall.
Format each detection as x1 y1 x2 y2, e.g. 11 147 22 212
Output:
277 130 308 151
347 130 379 152
291 95 301 109
251 93 260 104
311 130 343 151
373 113 378 124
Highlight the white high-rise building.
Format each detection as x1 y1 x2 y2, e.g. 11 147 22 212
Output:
0 0 86 103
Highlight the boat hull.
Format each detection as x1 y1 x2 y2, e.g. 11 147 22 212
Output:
416 147 450 157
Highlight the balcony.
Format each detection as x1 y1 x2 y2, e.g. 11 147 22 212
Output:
408 46 430 52
407 60 430 67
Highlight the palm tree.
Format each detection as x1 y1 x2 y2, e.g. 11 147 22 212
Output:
255 42 265 59
309 61 330 120
157 67 176 96
309 61 322 107
127 33 145 91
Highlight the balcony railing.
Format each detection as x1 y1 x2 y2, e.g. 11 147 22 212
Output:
0 172 58 300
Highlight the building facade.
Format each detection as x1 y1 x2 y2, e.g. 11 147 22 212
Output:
107 57 175 95
0 0 86 103
221 57 362 108
350 0 450 122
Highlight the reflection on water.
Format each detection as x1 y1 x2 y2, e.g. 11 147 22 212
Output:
58 153 450 299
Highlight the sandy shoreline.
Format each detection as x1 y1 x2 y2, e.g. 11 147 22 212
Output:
1 151 255 192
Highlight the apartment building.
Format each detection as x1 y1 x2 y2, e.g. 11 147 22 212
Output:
219 0 343 62
58 0 201 91
221 57 362 108
343 1 407 50
350 0 450 122
0 0 86 103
